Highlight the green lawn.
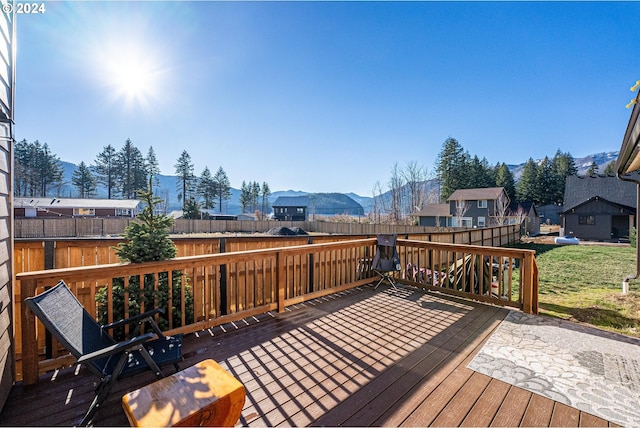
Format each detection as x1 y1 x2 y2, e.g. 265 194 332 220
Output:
510 243 640 337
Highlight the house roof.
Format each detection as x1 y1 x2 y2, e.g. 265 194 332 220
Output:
416 204 451 217
509 201 538 216
446 187 506 202
615 91 640 175
272 196 309 207
15 197 140 210
562 173 639 212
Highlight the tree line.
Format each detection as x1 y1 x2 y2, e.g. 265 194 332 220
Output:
14 139 272 217
374 136 614 224
436 136 581 205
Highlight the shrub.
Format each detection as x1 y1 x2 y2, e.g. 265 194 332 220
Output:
96 178 194 338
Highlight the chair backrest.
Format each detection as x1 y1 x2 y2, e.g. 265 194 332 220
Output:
372 234 401 272
25 281 116 363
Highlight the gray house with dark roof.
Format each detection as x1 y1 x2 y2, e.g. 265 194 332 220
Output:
561 173 638 241
272 196 309 221
417 187 511 228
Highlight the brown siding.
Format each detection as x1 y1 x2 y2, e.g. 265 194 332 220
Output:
0 0 14 412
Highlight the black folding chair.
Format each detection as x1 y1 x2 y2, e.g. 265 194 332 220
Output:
25 280 183 426
371 234 401 291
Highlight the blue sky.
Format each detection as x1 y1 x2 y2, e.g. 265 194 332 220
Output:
14 1 640 196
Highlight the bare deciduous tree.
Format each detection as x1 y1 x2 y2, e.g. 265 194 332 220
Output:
455 199 470 228
493 192 510 226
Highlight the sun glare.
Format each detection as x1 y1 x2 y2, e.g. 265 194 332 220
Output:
97 42 164 110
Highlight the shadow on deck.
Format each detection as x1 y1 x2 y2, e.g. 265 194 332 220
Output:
0 284 614 427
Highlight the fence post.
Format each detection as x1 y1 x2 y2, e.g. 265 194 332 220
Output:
21 278 39 385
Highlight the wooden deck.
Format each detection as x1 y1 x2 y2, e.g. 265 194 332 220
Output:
0 284 614 427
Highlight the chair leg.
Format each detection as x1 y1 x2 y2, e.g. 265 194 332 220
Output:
79 374 116 427
135 344 164 379
78 351 133 426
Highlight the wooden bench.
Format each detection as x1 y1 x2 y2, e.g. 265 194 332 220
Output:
122 359 246 427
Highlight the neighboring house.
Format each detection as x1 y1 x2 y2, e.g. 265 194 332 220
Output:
272 196 309 221
537 203 563 225
509 201 541 236
14 197 140 218
417 187 512 228
561 173 638 242
416 204 452 227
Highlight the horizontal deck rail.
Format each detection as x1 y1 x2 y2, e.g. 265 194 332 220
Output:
16 237 537 386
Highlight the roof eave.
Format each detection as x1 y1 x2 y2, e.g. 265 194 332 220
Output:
616 92 640 177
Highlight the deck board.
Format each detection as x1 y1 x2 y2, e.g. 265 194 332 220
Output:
0 284 616 427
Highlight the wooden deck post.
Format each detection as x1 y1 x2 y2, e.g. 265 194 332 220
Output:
521 252 537 314
21 278 39 385
276 252 285 313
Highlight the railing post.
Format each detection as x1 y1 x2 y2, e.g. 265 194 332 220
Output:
521 252 536 314
21 278 39 385
276 251 286 313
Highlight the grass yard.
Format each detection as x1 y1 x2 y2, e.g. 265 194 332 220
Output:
511 242 640 337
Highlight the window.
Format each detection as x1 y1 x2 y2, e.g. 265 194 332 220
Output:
477 216 486 227
477 200 487 208
579 215 595 225
297 207 304 214
116 208 132 217
73 208 95 216
459 217 473 228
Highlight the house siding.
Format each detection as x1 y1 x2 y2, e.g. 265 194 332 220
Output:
449 200 495 227
563 199 634 241
0 1 13 411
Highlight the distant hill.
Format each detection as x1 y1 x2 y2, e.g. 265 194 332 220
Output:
509 151 618 180
54 150 620 215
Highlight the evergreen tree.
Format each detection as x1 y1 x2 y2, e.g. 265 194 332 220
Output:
182 197 201 219
435 137 467 200
38 142 64 196
98 178 193 335
71 161 97 198
604 161 616 175
534 157 556 205
494 163 516 202
93 144 118 199
174 150 196 211
239 181 251 213
212 166 231 213
116 139 147 199
197 166 216 210
261 182 271 218
14 139 32 196
586 161 599 176
145 146 161 190
516 158 538 202
14 140 64 197
550 150 577 204
251 181 260 212
468 155 493 188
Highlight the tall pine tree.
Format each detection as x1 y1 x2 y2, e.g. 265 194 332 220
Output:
436 137 467 200
71 161 97 198
174 150 196 211
93 144 118 199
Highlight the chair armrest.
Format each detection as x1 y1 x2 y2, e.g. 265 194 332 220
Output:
102 308 164 330
77 332 156 364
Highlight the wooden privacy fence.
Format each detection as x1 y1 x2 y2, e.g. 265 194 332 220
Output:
15 217 522 240
17 235 537 386
14 224 521 274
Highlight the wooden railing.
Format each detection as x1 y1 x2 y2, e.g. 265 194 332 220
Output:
396 239 538 314
17 237 537 386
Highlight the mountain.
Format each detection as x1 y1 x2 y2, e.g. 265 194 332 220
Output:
508 151 618 179
54 150 620 215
